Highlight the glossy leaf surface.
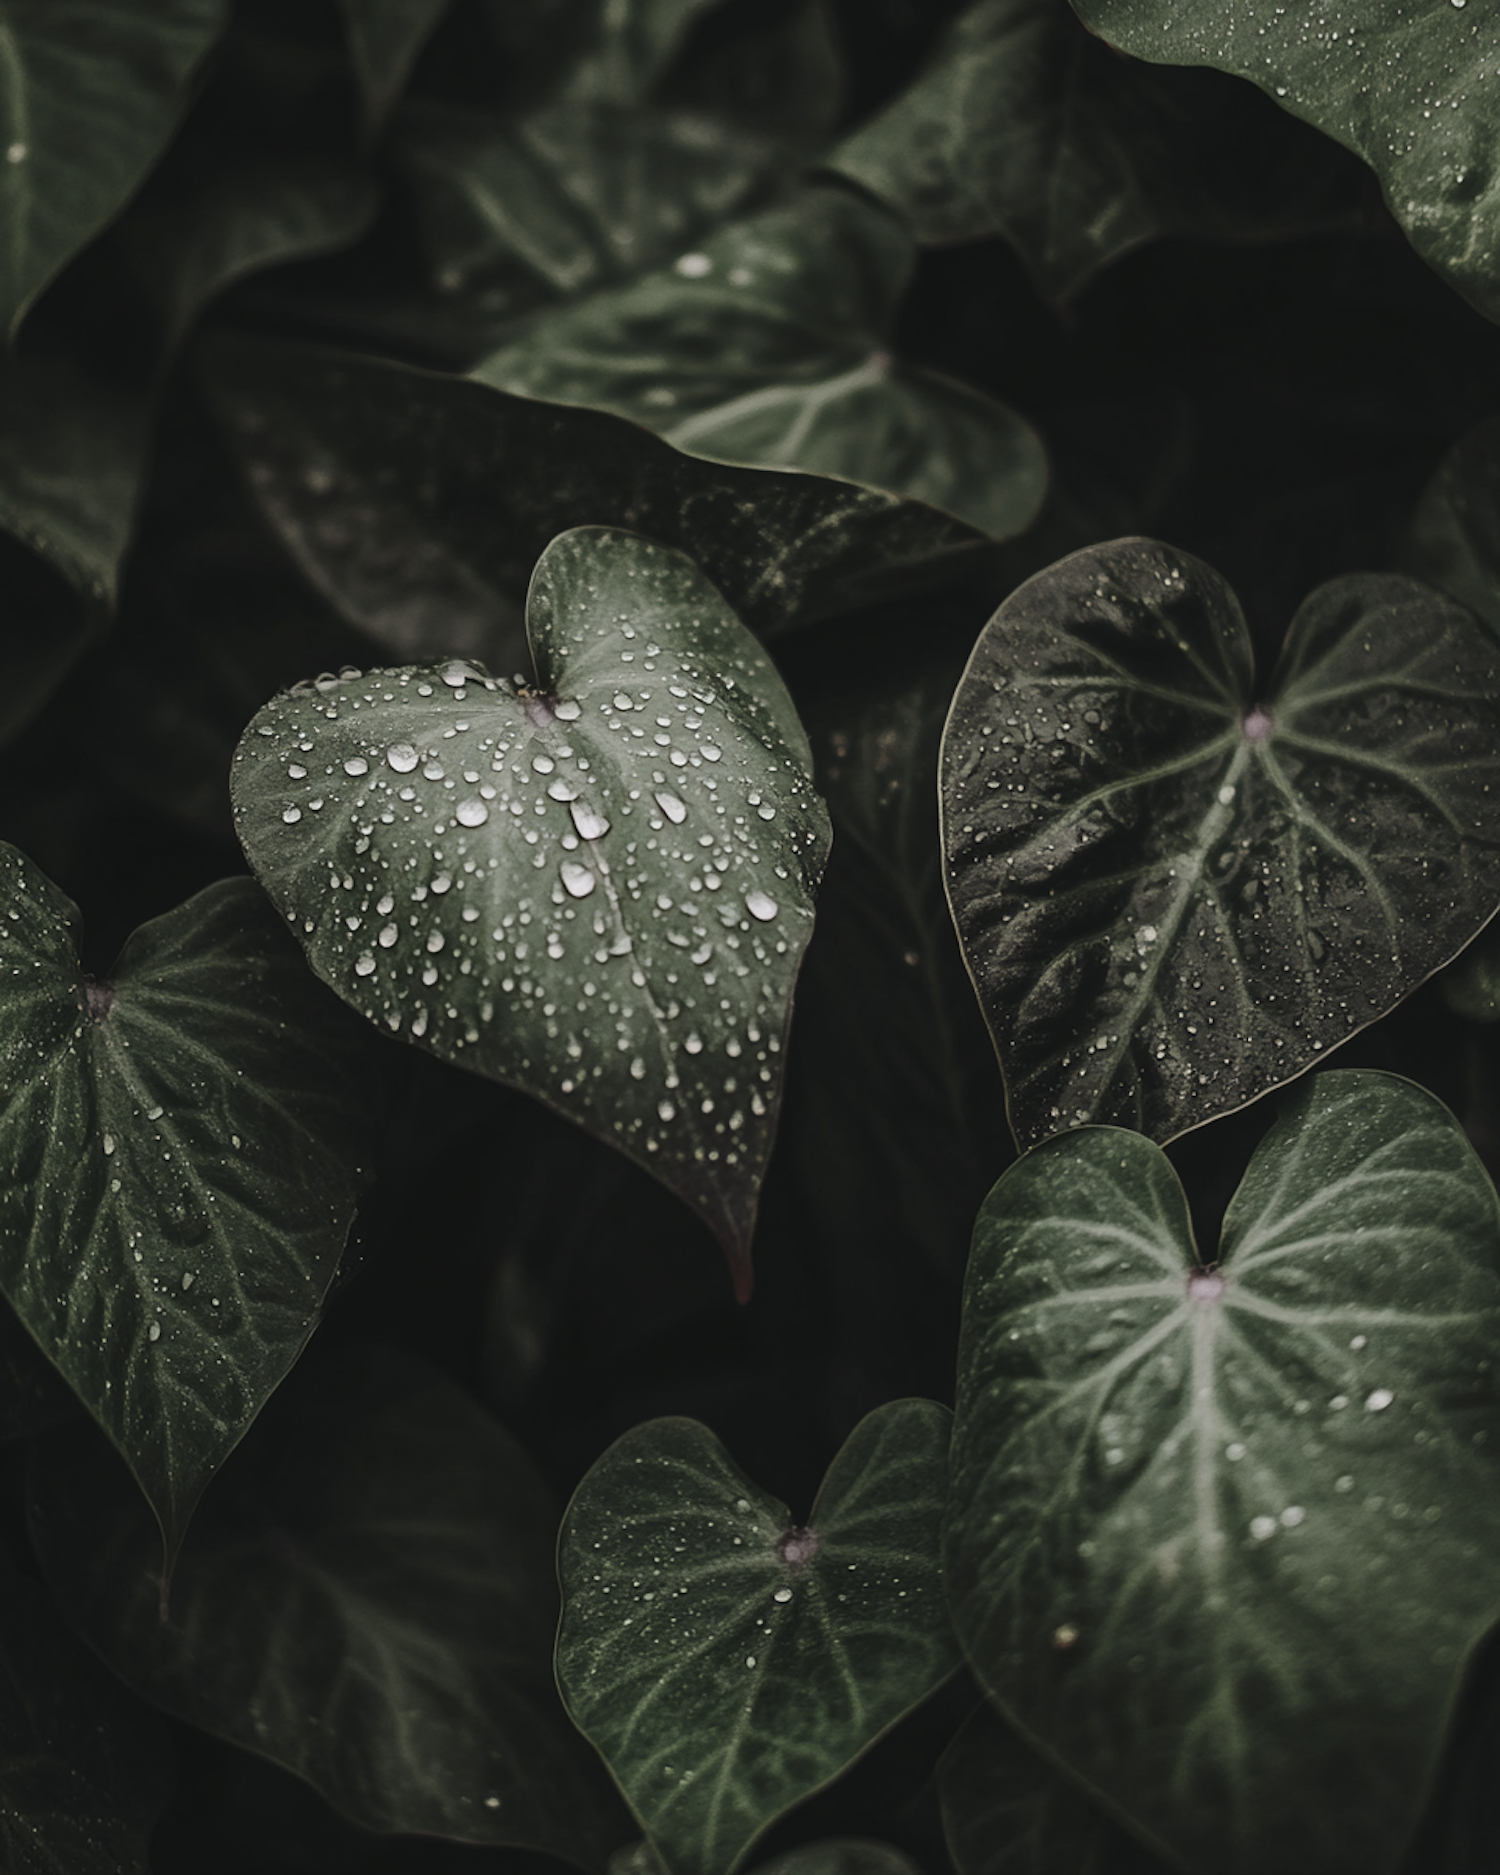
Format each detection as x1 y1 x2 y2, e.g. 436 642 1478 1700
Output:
1403 414 1500 639
476 189 1047 540
1070 0 1500 322
29 1347 624 1868
0 0 228 335
232 527 830 1292
200 331 990 650
941 539 1500 1149
826 0 1359 299
947 1071 1500 1874
939 1701 1167 1875
0 1561 174 1875
557 1403 959 1875
0 852 382 1561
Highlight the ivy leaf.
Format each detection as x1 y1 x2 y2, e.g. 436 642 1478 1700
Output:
0 850 384 1569
946 1070 1500 1875
939 1701 1168 1875
28 1346 627 1869
475 188 1048 541
392 99 793 323
231 526 831 1295
334 0 450 125
940 538 1500 1150
1069 0 1500 323
0 0 229 337
1402 414 1500 640
556 1402 960 1875
825 0 1362 301
0 1559 175 1875
199 331 992 652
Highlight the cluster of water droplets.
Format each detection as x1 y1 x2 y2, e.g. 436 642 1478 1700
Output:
239 640 827 1180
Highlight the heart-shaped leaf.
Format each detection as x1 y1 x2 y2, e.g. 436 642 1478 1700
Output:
556 1401 959 1875
199 331 993 652
28 1346 627 1869
0 0 229 336
0 849 384 1565
231 526 831 1294
826 0 1361 301
946 1070 1500 1874
475 187 1047 542
1069 0 1500 323
939 1701 1168 1875
0 1558 175 1875
1402 413 1500 640
940 538 1500 1150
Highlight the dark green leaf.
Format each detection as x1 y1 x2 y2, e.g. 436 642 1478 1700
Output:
0 851 383 1563
755 1845 926 1875
28 1346 626 1868
941 538 1500 1149
1069 0 1500 322
199 331 992 650
231 527 830 1293
825 0 1361 300
0 0 229 337
1402 414 1500 640
475 188 1048 540
558 0 721 107
557 1402 960 1875
335 0 449 124
946 1070 1500 1874
0 1559 174 1875
392 99 794 321
657 0 844 142
939 1701 1167 1875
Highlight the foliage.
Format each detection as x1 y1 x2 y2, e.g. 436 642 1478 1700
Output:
3 4 1500 1875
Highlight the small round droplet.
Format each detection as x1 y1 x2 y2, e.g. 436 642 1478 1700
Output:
442 662 471 688
745 890 778 921
148 1321 162 1343
343 756 369 777
387 743 418 773
456 798 489 826
772 1587 792 1603
560 861 596 899
1249 1515 1276 1542
282 806 302 823
354 954 376 977
555 699 582 721
658 1099 676 1121
676 252 712 277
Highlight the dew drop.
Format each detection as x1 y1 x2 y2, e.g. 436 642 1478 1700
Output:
745 890 778 921
354 954 376 976
560 861 596 898
772 1587 792 1603
456 798 489 826
282 806 302 823
387 743 418 773
655 790 688 824
148 1322 161 1343
570 802 611 840
343 756 369 777
658 1099 676 1121
1249 1515 1276 1541
1365 1388 1395 1412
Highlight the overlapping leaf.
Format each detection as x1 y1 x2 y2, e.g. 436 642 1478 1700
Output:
334 0 449 125
0 1560 175 1875
28 1347 626 1868
941 538 1500 1149
1070 0 1500 322
200 331 992 653
231 527 830 1293
475 188 1047 540
0 851 384 1563
557 1403 959 1875
825 0 1361 300
1402 413 1500 640
0 0 229 336
946 1071 1500 1874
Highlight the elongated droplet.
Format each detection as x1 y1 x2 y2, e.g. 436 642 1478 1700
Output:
570 802 611 840
560 861 596 898
655 790 687 824
745 889 778 921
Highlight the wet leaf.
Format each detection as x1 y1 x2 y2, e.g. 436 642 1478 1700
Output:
1070 0 1500 323
1402 414 1500 640
0 0 229 337
939 1701 1168 1875
0 851 383 1565
392 99 793 321
334 0 449 124
28 1346 626 1869
231 527 831 1294
825 0 1362 300
0 1559 175 1875
200 330 992 652
940 538 1500 1150
475 188 1047 541
556 1402 959 1875
946 1071 1500 1875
